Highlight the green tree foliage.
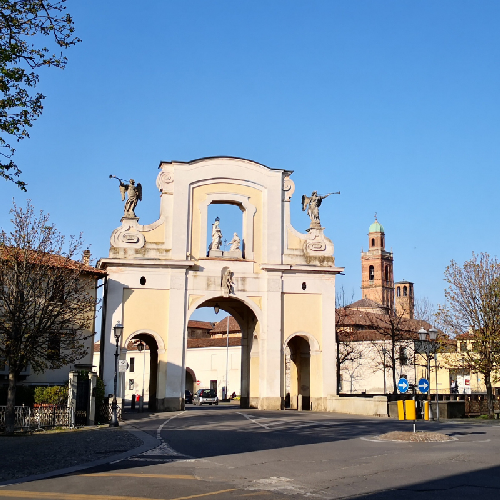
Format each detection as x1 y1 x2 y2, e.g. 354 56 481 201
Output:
438 252 500 417
0 1 80 189
0 200 99 433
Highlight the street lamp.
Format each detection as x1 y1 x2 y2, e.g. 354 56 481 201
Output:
136 341 146 412
214 303 220 315
110 321 123 427
382 348 388 394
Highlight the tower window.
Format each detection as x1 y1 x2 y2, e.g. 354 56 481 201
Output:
397 286 400 297
369 265 374 281
403 286 408 296
385 266 389 281
371 238 375 247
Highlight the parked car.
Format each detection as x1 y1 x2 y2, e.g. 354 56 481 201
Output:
194 388 219 406
185 390 193 404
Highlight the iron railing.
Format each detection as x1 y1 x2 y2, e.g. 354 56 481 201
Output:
0 405 73 431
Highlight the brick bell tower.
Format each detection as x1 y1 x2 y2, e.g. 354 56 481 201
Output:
361 215 394 311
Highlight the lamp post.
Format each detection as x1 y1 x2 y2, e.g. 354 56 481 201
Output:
137 341 146 412
225 315 230 401
382 348 388 394
110 321 123 427
417 327 439 421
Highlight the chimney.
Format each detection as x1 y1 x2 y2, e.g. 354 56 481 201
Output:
83 249 91 265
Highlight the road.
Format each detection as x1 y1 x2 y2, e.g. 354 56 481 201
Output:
2 404 500 499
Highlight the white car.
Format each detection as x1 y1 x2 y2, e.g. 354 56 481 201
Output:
194 389 219 405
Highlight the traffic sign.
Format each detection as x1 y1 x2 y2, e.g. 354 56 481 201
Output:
118 360 129 372
418 378 430 393
397 378 409 393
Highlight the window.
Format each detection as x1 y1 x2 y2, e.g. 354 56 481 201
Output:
130 357 135 372
371 238 375 247
403 286 408 296
369 265 374 281
460 341 468 353
397 286 401 297
129 379 135 390
385 266 389 281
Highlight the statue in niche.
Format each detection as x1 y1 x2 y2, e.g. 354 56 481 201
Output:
229 232 240 251
110 175 142 217
302 190 340 228
222 267 234 295
209 217 223 251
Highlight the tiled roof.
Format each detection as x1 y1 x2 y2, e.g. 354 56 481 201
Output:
0 247 106 277
348 298 384 310
187 320 214 330
188 337 242 348
337 307 437 341
211 316 241 334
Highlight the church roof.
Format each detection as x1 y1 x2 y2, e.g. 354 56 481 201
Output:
369 219 384 233
348 298 385 310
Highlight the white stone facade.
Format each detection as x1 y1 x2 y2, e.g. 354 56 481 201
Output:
98 157 343 411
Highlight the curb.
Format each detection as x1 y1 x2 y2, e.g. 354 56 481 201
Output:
0 425 160 487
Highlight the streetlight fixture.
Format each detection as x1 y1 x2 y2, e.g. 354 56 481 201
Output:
136 341 146 412
214 303 220 315
110 321 123 427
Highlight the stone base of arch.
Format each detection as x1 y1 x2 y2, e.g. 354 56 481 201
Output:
157 397 185 412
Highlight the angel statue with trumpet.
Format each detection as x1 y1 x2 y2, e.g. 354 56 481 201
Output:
302 190 340 228
110 175 142 217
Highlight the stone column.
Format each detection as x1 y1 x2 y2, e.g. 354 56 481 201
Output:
87 372 97 425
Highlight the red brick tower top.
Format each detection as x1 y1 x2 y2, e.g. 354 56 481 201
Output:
361 216 394 311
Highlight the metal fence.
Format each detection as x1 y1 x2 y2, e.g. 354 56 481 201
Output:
0 405 73 431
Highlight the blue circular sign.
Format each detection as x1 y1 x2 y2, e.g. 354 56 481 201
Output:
398 378 409 393
418 378 430 394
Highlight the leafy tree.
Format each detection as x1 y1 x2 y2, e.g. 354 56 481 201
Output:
438 252 500 417
0 201 100 434
0 1 80 190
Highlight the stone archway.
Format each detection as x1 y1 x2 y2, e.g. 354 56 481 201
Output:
187 295 259 409
285 335 311 410
99 157 343 412
123 332 159 411
185 367 196 395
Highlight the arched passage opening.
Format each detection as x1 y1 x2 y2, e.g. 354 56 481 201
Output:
285 334 316 411
185 367 196 395
187 295 260 409
124 333 158 411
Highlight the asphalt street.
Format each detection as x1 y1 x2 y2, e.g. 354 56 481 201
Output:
1 404 500 499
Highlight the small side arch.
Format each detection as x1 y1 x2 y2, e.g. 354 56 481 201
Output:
284 331 321 355
123 329 165 354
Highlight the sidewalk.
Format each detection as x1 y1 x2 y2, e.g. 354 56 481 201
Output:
0 414 160 485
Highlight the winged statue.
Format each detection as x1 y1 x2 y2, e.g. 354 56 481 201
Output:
110 175 142 217
302 190 340 228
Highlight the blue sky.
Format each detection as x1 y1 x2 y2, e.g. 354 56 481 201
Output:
1 1 499 324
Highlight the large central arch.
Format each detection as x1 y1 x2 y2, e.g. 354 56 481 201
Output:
187 295 260 408
98 157 343 412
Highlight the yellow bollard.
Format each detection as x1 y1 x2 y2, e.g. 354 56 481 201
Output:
397 400 405 420
405 400 416 420
424 401 429 421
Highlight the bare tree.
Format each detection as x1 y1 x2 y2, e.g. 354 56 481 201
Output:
335 288 366 393
0 201 101 434
437 252 500 417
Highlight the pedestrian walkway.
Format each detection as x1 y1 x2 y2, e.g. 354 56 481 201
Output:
0 415 159 485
